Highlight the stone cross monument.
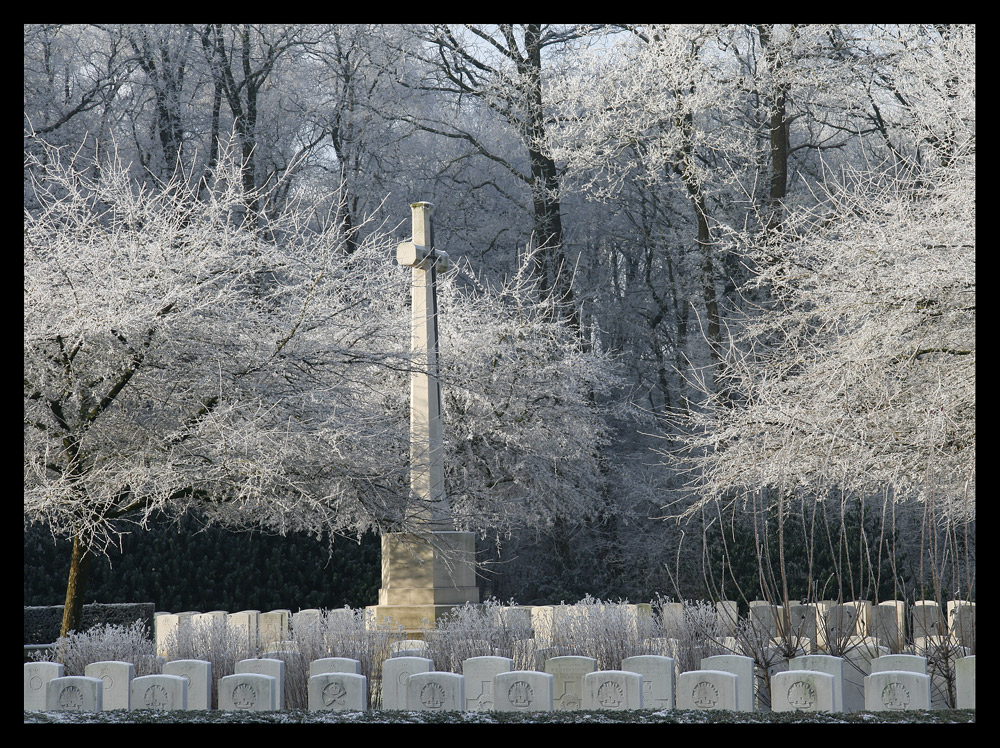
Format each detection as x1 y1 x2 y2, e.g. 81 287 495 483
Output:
368 202 479 635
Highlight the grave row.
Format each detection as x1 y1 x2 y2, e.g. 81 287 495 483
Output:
151 598 975 659
738 599 976 651
26 652 975 713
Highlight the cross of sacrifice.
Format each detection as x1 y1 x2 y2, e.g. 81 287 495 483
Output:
396 202 451 529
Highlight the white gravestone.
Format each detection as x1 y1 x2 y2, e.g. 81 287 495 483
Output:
494 671 555 712
582 670 643 711
381 656 433 709
757 643 808 711
390 639 429 658
621 603 654 640
159 610 198 656
530 606 555 647
236 658 285 709
129 674 188 711
716 601 740 637
545 655 596 711
701 654 755 712
228 610 260 650
718 637 742 654
191 611 226 634
46 675 103 712
163 659 212 710
308 672 368 712
291 608 323 634
864 670 931 712
955 655 975 709
874 601 907 653
463 656 514 711
748 601 779 639
825 603 865 646
621 654 675 710
155 613 183 658
259 610 290 649
493 606 532 641
786 604 821 652
771 670 838 712
407 671 465 712
789 654 845 712
912 600 945 639
661 602 685 637
84 660 134 710
874 651 955 709
676 670 739 711
947 601 975 648
219 673 278 711
24 661 64 710
310 657 362 677
872 654 927 674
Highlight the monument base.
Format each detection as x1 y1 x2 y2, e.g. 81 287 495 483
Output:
366 531 480 637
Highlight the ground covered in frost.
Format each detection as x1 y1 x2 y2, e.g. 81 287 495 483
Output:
24 708 975 725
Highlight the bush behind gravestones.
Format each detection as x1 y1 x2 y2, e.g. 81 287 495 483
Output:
24 516 381 612
23 602 155 645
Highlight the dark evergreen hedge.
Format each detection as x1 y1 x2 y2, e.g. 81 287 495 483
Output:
24 515 381 616
24 602 155 645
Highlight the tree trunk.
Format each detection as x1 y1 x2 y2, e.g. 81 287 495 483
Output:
523 25 580 334
60 534 93 638
756 24 791 238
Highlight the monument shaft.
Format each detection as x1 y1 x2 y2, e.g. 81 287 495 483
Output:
369 201 479 635
400 202 448 527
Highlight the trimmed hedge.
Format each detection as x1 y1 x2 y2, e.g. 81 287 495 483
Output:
23 602 155 645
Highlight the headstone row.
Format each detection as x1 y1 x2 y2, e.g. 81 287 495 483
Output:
151 600 975 662
26 652 975 713
741 599 975 651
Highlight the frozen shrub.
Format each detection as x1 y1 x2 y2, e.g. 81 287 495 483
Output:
36 621 158 677
917 635 969 708
666 599 733 673
319 607 405 709
546 596 663 671
423 599 537 673
162 616 255 709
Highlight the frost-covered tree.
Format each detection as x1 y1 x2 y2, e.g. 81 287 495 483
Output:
659 25 975 605
24 140 616 635
386 24 613 330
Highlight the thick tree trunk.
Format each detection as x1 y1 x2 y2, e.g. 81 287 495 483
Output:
60 534 93 638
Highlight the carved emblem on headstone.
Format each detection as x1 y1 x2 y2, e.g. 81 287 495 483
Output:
598 680 625 708
692 681 720 709
58 685 84 710
420 682 447 709
144 684 171 709
322 679 347 707
231 683 258 709
881 682 911 710
787 680 816 710
508 680 534 708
